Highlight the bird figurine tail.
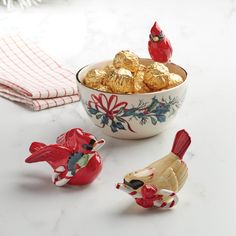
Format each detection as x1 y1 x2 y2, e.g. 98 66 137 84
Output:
171 129 191 160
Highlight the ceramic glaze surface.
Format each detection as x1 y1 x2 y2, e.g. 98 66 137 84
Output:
25 128 105 187
77 59 187 139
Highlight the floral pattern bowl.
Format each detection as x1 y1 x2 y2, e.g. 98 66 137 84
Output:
76 59 188 139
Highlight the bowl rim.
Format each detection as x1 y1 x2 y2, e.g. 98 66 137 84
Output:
76 59 188 96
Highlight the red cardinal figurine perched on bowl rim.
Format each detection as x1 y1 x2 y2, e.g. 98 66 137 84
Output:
148 21 173 63
25 128 105 187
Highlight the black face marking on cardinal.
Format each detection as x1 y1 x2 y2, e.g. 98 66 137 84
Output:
82 139 96 150
124 179 144 190
149 31 164 42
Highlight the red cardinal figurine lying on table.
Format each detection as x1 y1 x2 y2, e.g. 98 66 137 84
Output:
148 21 173 63
25 128 105 187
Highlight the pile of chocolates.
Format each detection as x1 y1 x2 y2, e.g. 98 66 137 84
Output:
83 50 184 94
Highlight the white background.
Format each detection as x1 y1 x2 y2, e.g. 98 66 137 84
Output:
0 0 236 235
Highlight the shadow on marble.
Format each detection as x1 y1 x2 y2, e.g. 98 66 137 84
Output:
0 98 34 111
15 171 91 195
115 202 172 217
100 133 165 162
104 135 158 148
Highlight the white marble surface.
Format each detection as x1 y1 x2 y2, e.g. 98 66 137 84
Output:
0 0 236 235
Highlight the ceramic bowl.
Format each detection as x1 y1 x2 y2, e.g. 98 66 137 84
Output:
76 58 188 139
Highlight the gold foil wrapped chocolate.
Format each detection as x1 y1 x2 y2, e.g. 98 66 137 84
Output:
147 61 169 73
168 73 184 88
82 50 184 94
144 62 170 91
107 68 134 94
138 64 146 71
104 64 115 76
113 50 140 73
133 65 151 93
84 69 107 88
94 85 112 93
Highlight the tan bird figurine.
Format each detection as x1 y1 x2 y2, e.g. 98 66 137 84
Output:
116 130 191 209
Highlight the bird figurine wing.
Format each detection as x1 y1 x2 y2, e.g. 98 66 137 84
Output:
56 128 96 153
56 129 83 151
25 144 71 170
156 167 179 193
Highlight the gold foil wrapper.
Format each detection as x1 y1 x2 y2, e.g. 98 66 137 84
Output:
113 50 140 73
168 73 184 88
104 64 115 76
83 52 183 94
84 69 107 88
138 64 146 71
107 68 134 93
147 62 169 74
133 65 151 93
144 62 169 91
94 85 112 93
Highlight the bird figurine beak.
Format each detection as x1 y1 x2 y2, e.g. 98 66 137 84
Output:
116 182 142 198
93 139 105 152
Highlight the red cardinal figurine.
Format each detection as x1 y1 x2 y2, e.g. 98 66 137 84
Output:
148 21 173 63
25 128 105 187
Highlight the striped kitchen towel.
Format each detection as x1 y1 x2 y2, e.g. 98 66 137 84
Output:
0 36 80 111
